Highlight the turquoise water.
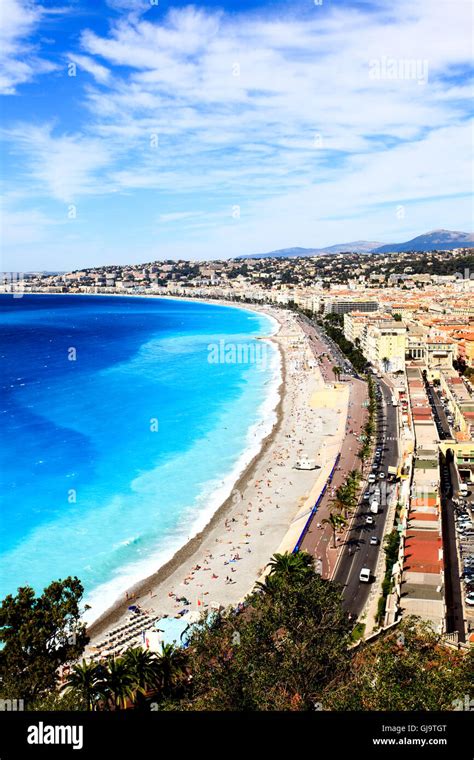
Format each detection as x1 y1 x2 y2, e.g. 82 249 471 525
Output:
0 295 279 619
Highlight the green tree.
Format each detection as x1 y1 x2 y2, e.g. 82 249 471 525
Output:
254 572 281 597
357 447 367 470
98 656 135 711
122 647 160 704
266 551 314 583
335 483 356 519
187 572 351 710
154 643 188 697
325 617 474 711
0 577 89 705
364 419 374 439
30 689 87 712
62 660 103 711
322 512 347 548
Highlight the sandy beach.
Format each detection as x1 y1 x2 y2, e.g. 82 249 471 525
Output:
86 306 346 654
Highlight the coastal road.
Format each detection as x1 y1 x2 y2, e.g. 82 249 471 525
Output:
297 316 401 610
379 378 400 471
332 377 400 618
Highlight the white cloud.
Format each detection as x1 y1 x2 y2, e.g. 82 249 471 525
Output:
76 1 472 160
68 54 111 84
2 0 473 266
158 211 204 223
5 125 113 202
0 0 59 94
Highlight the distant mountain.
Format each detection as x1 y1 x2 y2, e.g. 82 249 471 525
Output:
238 247 319 260
239 241 383 259
316 240 383 255
372 229 474 254
238 229 473 259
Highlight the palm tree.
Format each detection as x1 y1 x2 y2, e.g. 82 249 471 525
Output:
382 357 390 373
255 572 281 596
256 552 314 596
348 469 360 488
98 656 135 710
364 419 374 438
335 472 359 519
332 365 341 382
122 647 160 704
62 660 103 711
358 443 370 472
155 643 188 696
335 485 351 519
266 551 314 582
322 512 347 548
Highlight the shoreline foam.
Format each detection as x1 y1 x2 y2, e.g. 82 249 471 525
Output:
83 335 282 623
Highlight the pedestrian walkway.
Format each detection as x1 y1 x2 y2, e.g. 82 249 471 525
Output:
299 322 368 577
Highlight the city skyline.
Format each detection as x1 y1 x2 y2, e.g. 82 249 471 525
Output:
1 0 473 270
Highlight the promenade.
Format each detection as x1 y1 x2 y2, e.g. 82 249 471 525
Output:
298 320 368 579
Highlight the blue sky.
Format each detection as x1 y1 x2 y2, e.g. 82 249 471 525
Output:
0 0 473 270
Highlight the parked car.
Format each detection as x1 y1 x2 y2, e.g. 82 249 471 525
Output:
359 568 371 583
465 593 474 606
366 515 374 525
370 536 379 546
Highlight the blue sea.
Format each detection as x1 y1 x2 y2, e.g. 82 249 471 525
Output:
0 294 279 620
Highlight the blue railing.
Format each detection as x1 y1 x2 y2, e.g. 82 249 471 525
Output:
293 453 341 553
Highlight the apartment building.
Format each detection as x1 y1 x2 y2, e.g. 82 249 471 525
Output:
425 337 456 371
323 298 379 315
343 311 392 344
455 331 474 368
439 370 474 437
364 321 407 373
399 367 445 632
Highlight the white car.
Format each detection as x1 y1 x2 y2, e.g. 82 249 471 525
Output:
366 515 374 525
359 568 371 583
368 474 376 484
370 536 378 546
465 593 474 606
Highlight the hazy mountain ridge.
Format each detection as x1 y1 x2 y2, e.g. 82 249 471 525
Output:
372 229 474 253
239 230 473 259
